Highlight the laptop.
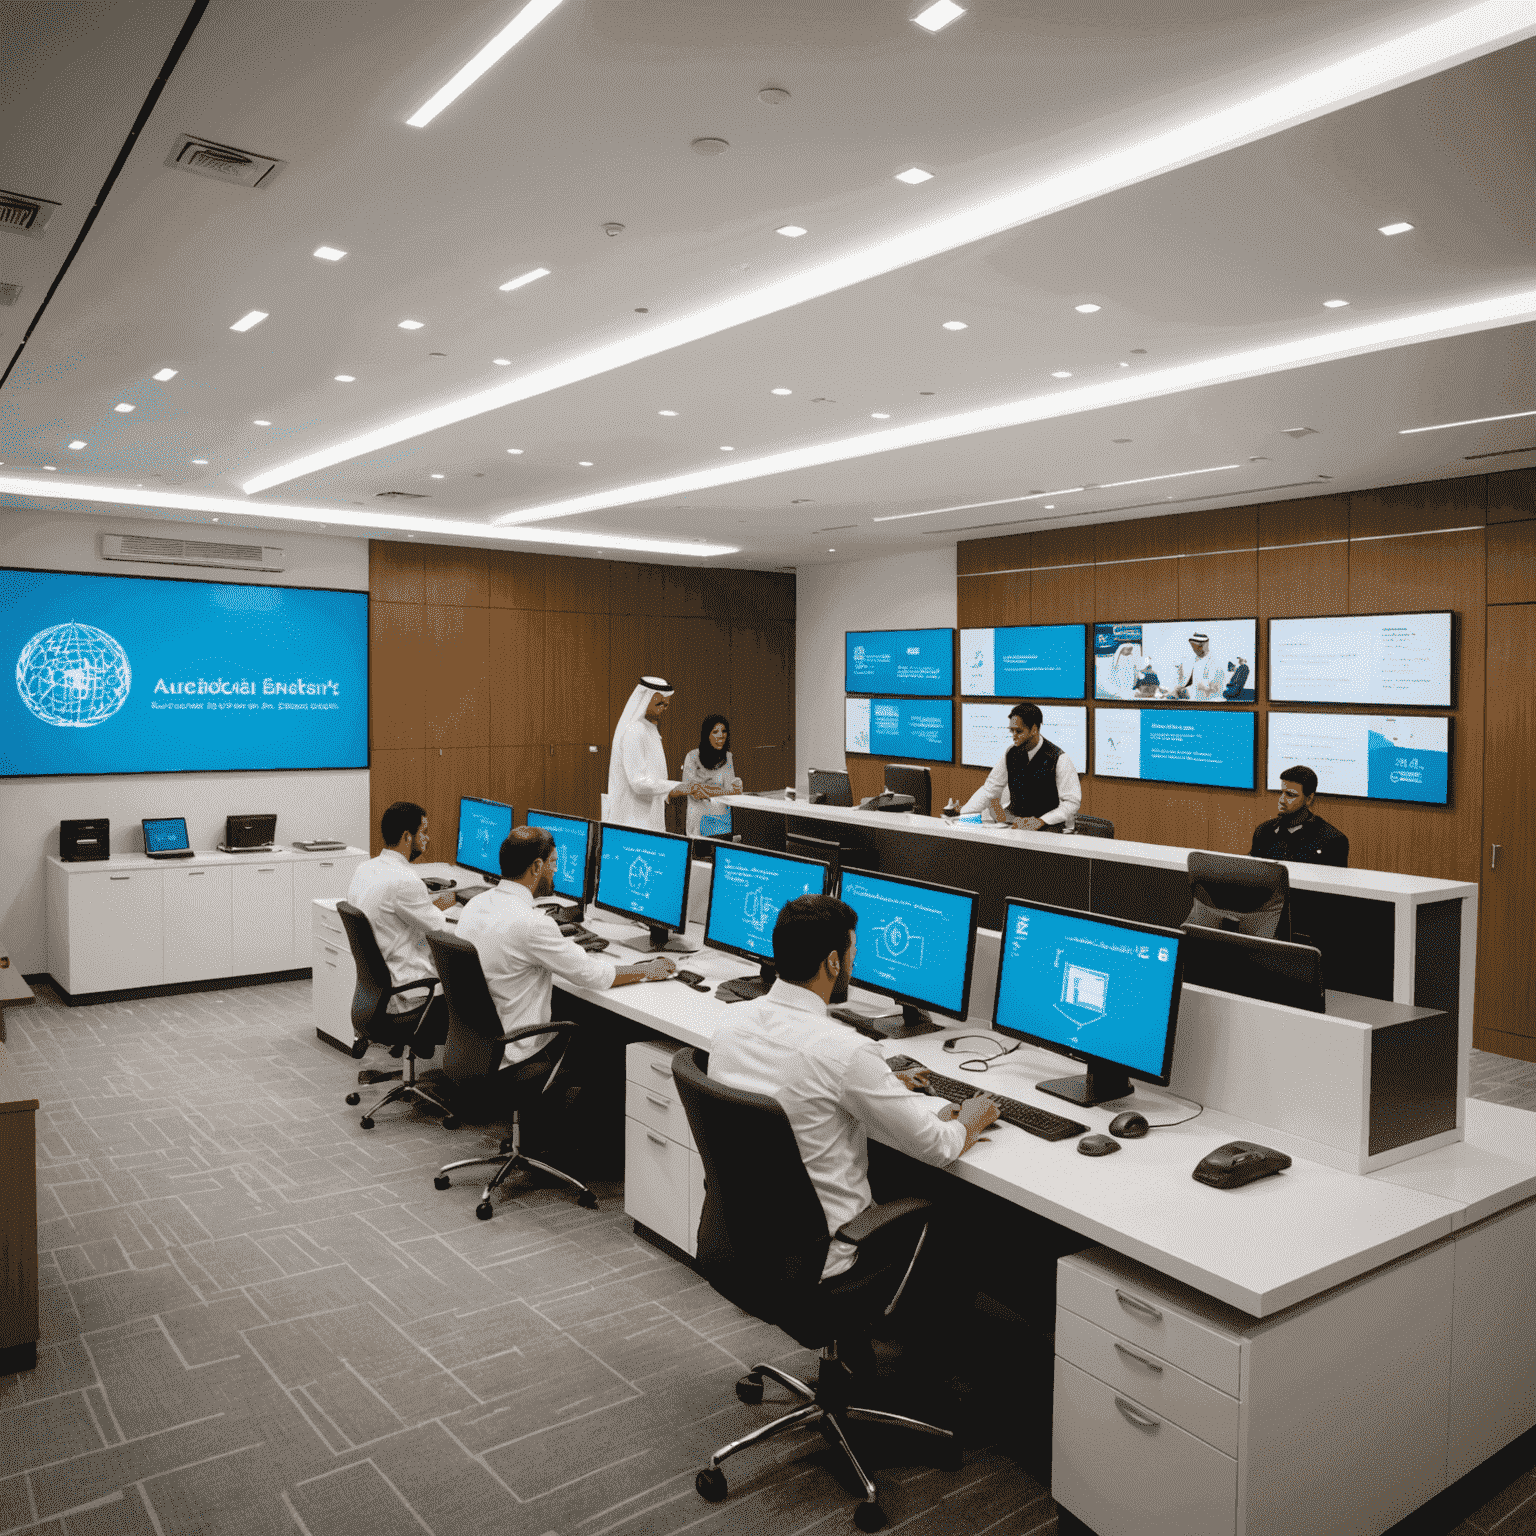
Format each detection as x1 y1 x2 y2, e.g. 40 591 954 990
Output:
142 817 195 860
220 812 278 853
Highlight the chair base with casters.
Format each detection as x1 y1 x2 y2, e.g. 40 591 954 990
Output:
345 1035 456 1129
433 1099 597 1220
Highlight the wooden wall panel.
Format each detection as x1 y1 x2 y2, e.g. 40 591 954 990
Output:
1486 467 1536 524
610 562 668 617
369 602 427 750
958 533 1029 577
369 542 424 604
1030 560 1094 625
1488 520 1536 605
421 547 488 609
1179 552 1258 619
367 748 427 854
1350 476 1485 538
957 571 1027 629
544 744 606 818
422 606 489 748
730 623 793 792
545 556 611 614
666 617 733 753
487 551 547 610
662 566 708 620
424 748 492 857
488 746 546 821
609 614 670 759
488 610 545 745
1096 558 1178 621
543 612 610 746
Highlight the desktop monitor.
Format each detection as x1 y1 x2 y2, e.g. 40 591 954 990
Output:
594 822 693 950
455 796 515 881
838 869 978 1036
225 813 276 849
1179 925 1326 1013
786 832 841 894
142 817 190 854
706 843 832 1000
526 808 594 918
992 898 1184 1107
882 763 931 816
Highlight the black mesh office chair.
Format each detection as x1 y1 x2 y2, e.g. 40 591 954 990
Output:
671 1046 957 1531
335 902 454 1128
1186 852 1291 940
808 769 854 807
1071 815 1115 839
425 931 597 1219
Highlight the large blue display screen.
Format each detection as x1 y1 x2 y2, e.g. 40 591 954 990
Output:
595 823 690 928
1094 707 1255 790
527 810 593 899
456 798 514 878
994 901 1181 1079
841 870 975 1019
0 568 368 777
844 697 954 763
960 625 1086 698
706 845 828 962
845 629 953 695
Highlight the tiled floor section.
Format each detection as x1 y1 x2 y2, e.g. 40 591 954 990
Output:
1 979 1533 1536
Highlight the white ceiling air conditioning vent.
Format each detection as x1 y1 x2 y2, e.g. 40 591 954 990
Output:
164 134 285 189
0 282 20 306
0 189 61 239
375 490 428 499
100 533 284 572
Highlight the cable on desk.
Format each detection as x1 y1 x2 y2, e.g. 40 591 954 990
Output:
1144 1090 1205 1129
940 1033 1023 1075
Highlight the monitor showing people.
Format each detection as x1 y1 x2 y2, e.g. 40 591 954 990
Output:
1094 619 1257 702
959 702 1082 829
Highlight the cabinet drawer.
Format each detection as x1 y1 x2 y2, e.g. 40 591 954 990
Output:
1056 1308 1238 1457
625 1076 695 1150
1058 1254 1242 1397
1052 1357 1237 1536
624 1115 692 1251
627 1038 687 1088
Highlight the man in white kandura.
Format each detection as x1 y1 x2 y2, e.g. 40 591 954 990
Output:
606 674 695 831
1175 631 1226 700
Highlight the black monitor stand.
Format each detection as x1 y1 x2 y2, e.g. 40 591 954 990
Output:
1036 1058 1134 1108
829 1003 942 1039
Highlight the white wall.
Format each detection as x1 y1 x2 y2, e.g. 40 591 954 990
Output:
0 507 371 974
794 547 957 787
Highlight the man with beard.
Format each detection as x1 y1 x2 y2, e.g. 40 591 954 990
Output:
1250 764 1350 866
959 702 1082 830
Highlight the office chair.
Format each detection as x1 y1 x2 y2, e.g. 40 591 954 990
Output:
1071 814 1115 839
808 769 854 807
1185 851 1291 941
425 931 597 1219
335 902 454 1128
671 1046 957 1531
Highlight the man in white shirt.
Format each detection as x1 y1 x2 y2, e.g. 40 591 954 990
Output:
1174 631 1226 700
960 703 1082 830
606 675 695 831
346 801 457 1012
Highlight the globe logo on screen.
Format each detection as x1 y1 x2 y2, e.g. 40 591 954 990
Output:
15 621 132 728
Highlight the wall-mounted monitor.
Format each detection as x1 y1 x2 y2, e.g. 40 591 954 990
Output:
960 624 1086 699
845 628 954 696
1094 619 1256 703
1 567 368 777
1268 612 1452 707
845 696 953 763
960 702 1087 773
1095 707 1256 790
1267 713 1450 805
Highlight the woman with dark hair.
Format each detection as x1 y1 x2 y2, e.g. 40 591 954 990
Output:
680 714 743 836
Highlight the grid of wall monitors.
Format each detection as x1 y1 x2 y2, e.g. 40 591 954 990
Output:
1093 619 1257 702
1268 612 1452 708
960 624 1086 699
845 628 954 696
1095 707 1256 790
845 696 954 763
961 702 1087 773
1267 713 1450 804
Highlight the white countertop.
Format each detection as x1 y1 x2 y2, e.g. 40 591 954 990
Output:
52 845 366 873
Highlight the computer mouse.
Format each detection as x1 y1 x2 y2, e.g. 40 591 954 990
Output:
1192 1140 1293 1189
1109 1111 1150 1139
1077 1134 1121 1157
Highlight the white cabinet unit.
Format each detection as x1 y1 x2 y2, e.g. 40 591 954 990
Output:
231 862 294 975
161 866 233 981
56 869 166 994
311 900 356 1042
291 856 362 968
624 1040 703 1256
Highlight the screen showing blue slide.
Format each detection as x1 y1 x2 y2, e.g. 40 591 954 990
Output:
526 810 592 900
844 697 953 763
841 871 975 1017
1094 707 1255 790
455 798 514 878
995 902 1180 1079
707 845 828 961
1267 713 1450 805
143 817 188 853
845 629 953 695
960 625 1086 698
0 567 368 778
595 824 690 928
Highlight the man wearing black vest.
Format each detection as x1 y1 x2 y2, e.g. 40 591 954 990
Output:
960 703 1082 830
1250 764 1350 866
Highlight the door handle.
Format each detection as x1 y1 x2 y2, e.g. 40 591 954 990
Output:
1491 845 1501 870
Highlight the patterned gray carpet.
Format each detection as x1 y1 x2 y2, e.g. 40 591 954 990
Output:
2 978 1534 1536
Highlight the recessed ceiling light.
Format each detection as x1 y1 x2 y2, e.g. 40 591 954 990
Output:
895 167 933 185
871 412 890 419
914 0 965 32
1074 303 1102 313
407 0 566 127
1118 361 1131 368
499 266 551 293
942 320 968 330
1323 299 1350 308
334 374 356 383
771 387 793 395
1051 371 1072 378
578 460 593 466
191 458 208 465
152 368 178 381
398 319 425 330
776 225 808 238
1378 221 1414 236
507 447 524 454
720 445 735 452
1399 407 1536 435
493 358 512 366
44 466 56 471
253 419 272 426
827 548 836 552
69 440 86 450
313 246 347 261
114 403 135 413
430 473 445 479
1043 505 1054 510
659 409 678 416
230 310 268 332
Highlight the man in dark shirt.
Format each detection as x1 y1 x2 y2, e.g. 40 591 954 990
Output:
1250 764 1349 866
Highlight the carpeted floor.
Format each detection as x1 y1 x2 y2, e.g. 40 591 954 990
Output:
2 978 1534 1536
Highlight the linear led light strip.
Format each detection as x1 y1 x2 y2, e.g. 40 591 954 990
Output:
1399 407 1536 433
407 0 566 127
0 476 738 559
241 0 1536 496
488 289 1536 527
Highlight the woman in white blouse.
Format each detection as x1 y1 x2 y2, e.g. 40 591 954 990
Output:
680 714 744 836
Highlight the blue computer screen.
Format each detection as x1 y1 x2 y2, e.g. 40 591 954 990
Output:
143 817 188 852
845 629 954 696
456 797 514 878
994 902 1181 1079
707 845 828 961
526 811 592 900
0 567 368 777
1094 707 1255 790
840 871 975 1018
959 625 1086 699
596 824 690 929
844 697 954 763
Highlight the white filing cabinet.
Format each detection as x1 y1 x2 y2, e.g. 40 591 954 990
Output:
232 861 294 975
623 1040 704 1256
57 868 166 993
292 857 356 969
311 900 357 1040
161 865 233 982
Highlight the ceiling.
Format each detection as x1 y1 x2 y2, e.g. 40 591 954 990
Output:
1 0 1533 569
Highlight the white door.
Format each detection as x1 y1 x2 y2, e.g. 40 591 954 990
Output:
68 869 165 993
161 866 234 982
232 862 295 974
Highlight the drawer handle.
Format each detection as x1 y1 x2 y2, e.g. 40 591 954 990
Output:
324 960 338 970
648 1060 673 1077
320 861 334 868
324 945 339 955
646 1132 667 1147
1114 1397 1161 1433
646 1093 671 1110
110 875 131 881
187 870 206 877
1114 1342 1165 1375
256 867 275 874
1115 1289 1163 1323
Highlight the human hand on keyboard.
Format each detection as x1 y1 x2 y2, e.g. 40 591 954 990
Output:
948 1093 999 1153
892 1066 931 1094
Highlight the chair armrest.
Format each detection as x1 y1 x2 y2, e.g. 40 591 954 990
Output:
497 1020 580 1048
388 977 439 1001
835 1196 933 1247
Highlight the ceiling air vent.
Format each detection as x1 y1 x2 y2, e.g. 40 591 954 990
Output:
0 282 20 306
375 490 428 499
165 134 285 189
0 189 61 239
100 533 284 572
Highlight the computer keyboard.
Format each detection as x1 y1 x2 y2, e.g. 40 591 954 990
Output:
920 1070 1088 1142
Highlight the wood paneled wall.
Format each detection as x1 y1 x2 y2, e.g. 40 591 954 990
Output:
368 543 794 853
